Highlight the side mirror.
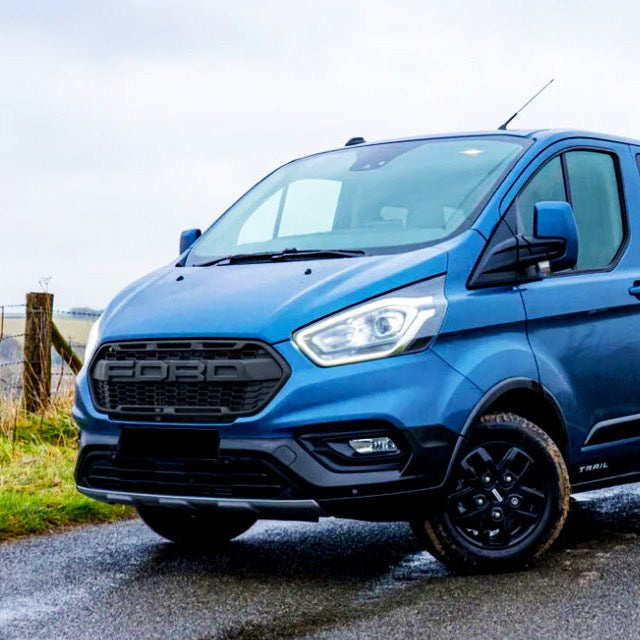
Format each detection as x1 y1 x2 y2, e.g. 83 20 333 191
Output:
533 201 578 272
179 228 201 254
469 201 578 287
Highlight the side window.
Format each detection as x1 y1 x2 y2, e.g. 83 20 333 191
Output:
505 156 566 235
564 151 624 270
494 150 625 273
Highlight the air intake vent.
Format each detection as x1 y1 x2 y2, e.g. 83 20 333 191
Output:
77 449 300 500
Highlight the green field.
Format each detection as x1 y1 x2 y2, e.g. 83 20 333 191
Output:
2 315 96 348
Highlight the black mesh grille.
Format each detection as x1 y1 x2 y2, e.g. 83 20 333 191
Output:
89 339 289 423
77 450 300 500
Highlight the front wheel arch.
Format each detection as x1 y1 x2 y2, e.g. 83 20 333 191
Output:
414 412 570 572
462 379 569 457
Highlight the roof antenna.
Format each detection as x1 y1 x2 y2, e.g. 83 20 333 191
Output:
498 79 554 130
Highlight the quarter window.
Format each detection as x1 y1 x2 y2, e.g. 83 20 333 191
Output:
506 156 566 236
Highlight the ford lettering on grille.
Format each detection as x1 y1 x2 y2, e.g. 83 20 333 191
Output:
92 359 282 382
89 339 290 422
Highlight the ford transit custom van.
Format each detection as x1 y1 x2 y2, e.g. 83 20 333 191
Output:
74 129 640 571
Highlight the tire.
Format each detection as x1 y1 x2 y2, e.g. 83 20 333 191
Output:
409 519 449 564
413 413 570 572
137 507 257 547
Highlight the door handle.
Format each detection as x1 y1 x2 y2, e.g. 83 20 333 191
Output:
629 281 640 298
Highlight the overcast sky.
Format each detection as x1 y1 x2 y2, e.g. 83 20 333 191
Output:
2 0 640 309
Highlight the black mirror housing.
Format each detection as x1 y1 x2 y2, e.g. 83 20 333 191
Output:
469 201 579 288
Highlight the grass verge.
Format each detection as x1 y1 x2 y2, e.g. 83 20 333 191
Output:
0 389 132 542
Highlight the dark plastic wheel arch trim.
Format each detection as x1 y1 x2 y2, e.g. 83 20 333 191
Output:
441 378 568 487
461 378 566 438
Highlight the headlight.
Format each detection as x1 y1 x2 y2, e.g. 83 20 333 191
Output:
293 275 447 366
83 315 103 367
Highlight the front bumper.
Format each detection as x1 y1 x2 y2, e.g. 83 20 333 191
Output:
75 428 460 521
74 341 482 521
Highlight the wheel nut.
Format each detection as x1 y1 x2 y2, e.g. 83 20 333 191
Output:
510 496 520 507
482 474 491 485
491 509 503 521
475 497 485 507
505 474 513 483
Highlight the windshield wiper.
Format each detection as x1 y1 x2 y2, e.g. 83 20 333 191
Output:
194 248 366 267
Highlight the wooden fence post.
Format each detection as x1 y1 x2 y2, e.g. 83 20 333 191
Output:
23 292 53 413
51 323 83 375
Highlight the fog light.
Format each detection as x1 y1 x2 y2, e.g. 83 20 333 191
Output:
348 437 399 455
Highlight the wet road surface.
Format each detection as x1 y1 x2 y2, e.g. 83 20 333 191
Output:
2 485 640 640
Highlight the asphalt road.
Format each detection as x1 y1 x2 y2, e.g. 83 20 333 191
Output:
2 485 640 640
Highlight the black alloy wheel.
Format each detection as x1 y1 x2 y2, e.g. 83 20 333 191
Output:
413 413 569 572
447 440 547 549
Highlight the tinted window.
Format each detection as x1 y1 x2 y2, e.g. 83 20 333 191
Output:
565 151 624 270
507 156 566 235
495 150 624 274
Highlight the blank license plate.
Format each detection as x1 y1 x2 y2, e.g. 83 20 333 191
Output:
118 428 220 460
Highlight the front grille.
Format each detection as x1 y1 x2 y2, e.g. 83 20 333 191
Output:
89 339 289 422
77 449 300 500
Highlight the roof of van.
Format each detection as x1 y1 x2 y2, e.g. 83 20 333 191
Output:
338 129 640 148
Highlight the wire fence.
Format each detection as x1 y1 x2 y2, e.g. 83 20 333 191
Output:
0 301 100 400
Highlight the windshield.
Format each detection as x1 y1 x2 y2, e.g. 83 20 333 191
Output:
186 136 527 265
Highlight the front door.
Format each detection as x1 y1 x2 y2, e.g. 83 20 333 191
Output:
500 140 640 484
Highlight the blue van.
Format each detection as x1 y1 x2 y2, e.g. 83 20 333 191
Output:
74 129 640 571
